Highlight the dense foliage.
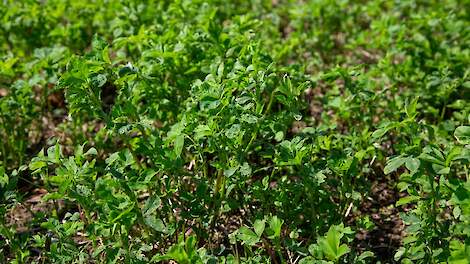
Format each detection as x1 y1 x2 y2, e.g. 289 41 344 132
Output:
0 0 469 263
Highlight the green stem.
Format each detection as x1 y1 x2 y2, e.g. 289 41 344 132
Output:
265 90 275 116
245 90 276 154
427 172 439 238
244 129 258 153
209 168 225 248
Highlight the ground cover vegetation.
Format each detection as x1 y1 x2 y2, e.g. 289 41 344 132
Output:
0 0 469 263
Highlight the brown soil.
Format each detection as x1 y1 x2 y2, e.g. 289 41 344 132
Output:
351 178 407 262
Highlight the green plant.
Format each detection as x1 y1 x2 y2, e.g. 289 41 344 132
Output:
0 0 468 263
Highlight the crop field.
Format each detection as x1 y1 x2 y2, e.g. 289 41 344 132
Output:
0 0 469 263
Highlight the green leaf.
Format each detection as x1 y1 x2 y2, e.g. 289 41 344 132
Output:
144 216 166 233
225 124 241 139
268 215 283 239
102 46 111 64
194 125 212 140
253 219 265 237
174 134 185 157
405 157 420 173
47 144 61 164
337 244 350 259
358 251 375 261
241 114 258 124
437 167 450 174
448 240 470 264
326 227 340 254
396 195 420 206
184 235 198 257
43 192 64 200
298 256 316 264
405 97 419 118
318 225 350 261
29 160 47 171
0 166 8 188
143 195 161 216
384 156 408 174
239 162 252 176
91 74 107 88
237 226 260 246
419 153 445 165
372 122 397 139
454 126 470 144
320 228 339 261
84 147 98 156
275 131 284 142
224 166 238 177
